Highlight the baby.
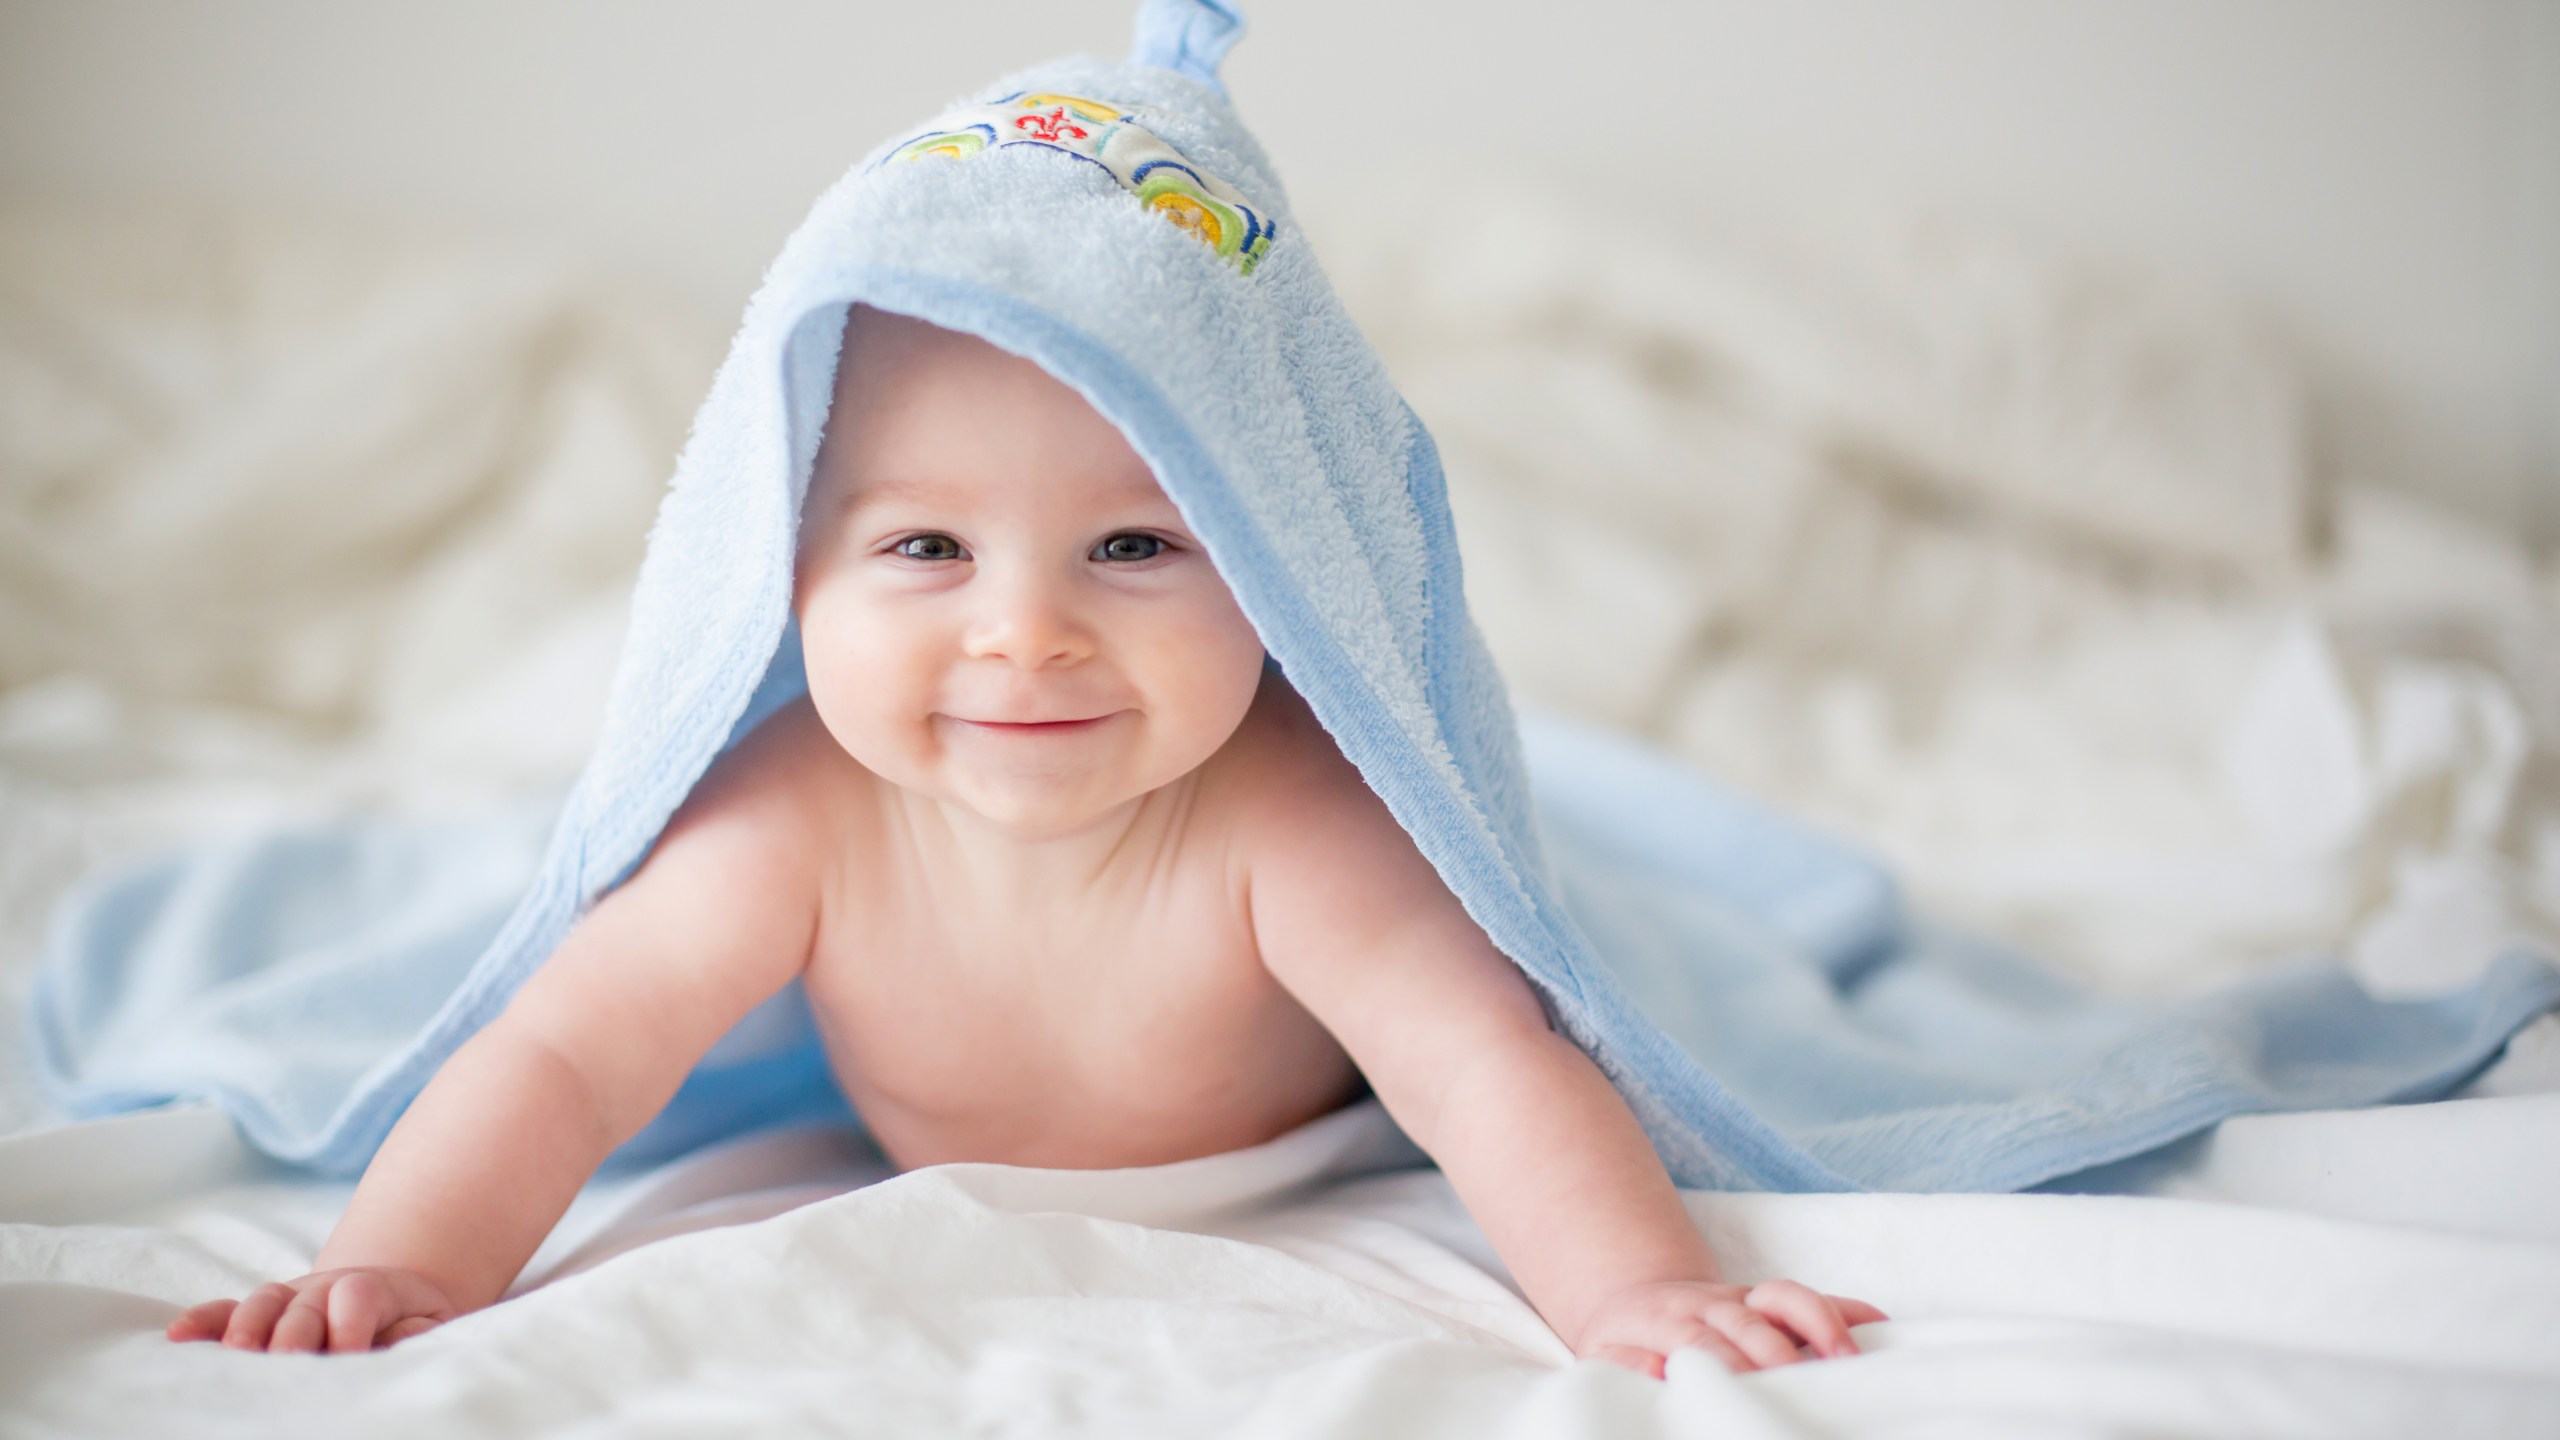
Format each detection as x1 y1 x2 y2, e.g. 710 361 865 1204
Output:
168 303 1884 1378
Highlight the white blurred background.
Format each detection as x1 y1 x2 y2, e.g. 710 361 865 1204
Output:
3 0 2558 1085
8 0 2553 533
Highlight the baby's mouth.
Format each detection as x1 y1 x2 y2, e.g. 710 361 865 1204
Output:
950 713 1119 735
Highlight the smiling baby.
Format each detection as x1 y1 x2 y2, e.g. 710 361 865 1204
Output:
168 304 1883 1378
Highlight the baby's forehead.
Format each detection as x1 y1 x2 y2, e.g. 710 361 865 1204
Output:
836 304 971 370
833 304 1041 400
828 459 1175 516
815 305 1169 510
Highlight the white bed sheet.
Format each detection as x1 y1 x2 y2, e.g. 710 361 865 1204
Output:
5 1093 2557 1439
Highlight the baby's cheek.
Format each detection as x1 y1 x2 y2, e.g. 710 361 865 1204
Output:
1188 607 1269 703
801 610 929 749
1146 613 1265 745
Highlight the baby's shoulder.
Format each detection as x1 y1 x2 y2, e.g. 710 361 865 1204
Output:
1211 673 1481 982
657 695 860 857
1208 672 1408 869
1206 671 1360 806
574 697 844 981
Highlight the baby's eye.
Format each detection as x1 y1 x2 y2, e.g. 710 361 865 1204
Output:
1092 533 1167 563
893 533 967 562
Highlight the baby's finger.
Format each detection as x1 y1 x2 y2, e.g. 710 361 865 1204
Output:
381 1315 443 1346
167 1299 237 1343
1745 1280 1856 1358
1704 1301 1804 1369
1589 1343 1667 1380
326 1272 393 1353
221 1283 297 1350
269 1287 331 1354
1674 1327 1755 1374
1831 1295 1891 1327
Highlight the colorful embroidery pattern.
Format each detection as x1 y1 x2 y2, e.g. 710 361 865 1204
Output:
877 91 1276 275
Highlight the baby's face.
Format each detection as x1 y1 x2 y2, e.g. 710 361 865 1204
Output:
793 306 1267 838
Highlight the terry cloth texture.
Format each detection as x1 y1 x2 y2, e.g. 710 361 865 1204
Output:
30 0 2560 1187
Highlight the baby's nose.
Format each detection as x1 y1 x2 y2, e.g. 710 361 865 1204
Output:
960 573 1096 669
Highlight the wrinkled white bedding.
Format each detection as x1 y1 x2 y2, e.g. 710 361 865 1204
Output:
6 1098 2557 1437
3 195 2556 1435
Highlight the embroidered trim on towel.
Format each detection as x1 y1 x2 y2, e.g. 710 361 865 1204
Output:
879 90 1277 274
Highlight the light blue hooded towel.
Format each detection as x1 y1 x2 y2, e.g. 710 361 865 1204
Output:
32 0 2560 1190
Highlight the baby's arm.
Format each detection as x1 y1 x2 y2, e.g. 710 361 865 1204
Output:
1247 732 1884 1377
168 742 825 1353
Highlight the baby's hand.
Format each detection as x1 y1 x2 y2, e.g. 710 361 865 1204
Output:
166 1268 460 1353
1574 1278 1886 1378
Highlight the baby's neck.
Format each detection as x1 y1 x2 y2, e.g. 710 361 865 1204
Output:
880 773 1205 912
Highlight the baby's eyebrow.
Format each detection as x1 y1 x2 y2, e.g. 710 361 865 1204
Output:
838 474 940 510
841 471 1181 516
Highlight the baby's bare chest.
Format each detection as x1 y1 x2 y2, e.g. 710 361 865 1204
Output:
797 861 1363 1170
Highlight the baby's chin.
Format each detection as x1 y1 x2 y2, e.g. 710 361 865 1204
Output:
917 767 1171 840
830 706 1252 840
859 738 1184 841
